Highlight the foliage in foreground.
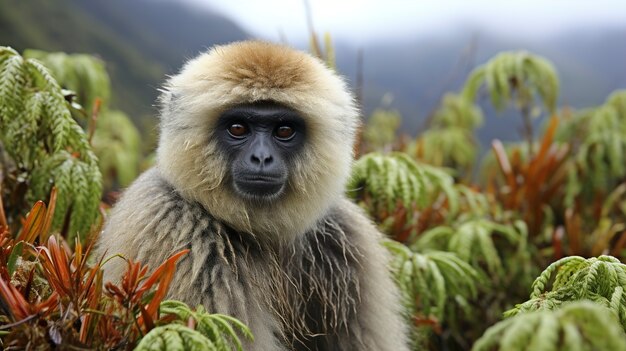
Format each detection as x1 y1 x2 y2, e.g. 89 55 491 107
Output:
472 301 626 351
0 196 249 349
471 256 626 350
385 240 481 345
507 255 626 325
136 301 252 351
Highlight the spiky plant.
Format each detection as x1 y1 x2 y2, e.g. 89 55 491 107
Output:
481 117 569 236
472 301 626 351
461 51 559 154
0 193 251 349
0 46 101 240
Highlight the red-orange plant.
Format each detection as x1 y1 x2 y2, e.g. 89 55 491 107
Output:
0 191 190 349
487 117 569 236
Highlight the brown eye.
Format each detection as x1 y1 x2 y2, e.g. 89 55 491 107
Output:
228 123 248 138
275 125 295 140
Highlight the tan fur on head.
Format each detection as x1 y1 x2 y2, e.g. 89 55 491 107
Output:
157 41 359 242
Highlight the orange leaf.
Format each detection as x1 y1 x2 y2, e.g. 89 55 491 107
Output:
0 184 7 230
140 250 189 319
17 201 47 244
48 236 72 285
0 276 30 320
491 140 516 194
139 304 155 332
137 250 189 295
39 187 58 243
565 208 582 255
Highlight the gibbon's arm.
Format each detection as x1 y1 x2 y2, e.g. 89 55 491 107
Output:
332 199 410 351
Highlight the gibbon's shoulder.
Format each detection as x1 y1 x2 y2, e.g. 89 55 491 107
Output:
111 168 178 207
322 197 386 242
103 167 204 233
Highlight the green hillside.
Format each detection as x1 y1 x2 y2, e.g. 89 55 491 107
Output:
0 0 249 123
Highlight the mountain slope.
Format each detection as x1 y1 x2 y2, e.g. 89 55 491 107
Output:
0 0 249 121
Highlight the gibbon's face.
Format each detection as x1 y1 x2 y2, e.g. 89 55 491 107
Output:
157 42 359 237
215 101 306 201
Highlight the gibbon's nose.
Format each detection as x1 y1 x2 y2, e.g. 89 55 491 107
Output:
250 147 273 167
250 140 274 168
248 134 276 169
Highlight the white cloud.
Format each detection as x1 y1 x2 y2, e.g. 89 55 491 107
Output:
179 0 626 43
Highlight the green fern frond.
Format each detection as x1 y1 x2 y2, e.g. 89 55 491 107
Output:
507 255 626 328
92 110 141 188
24 49 111 111
362 109 402 151
461 51 559 114
607 90 626 118
455 185 492 220
349 152 424 210
384 240 482 321
415 219 528 276
157 300 252 351
413 94 483 172
473 301 626 351
431 93 484 130
134 324 218 351
348 152 458 216
555 91 626 207
0 46 102 238
417 128 478 170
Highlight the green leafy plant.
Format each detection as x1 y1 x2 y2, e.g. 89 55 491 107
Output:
21 49 141 192
92 110 141 189
557 91 626 206
136 300 252 351
347 152 460 240
362 109 403 152
473 301 626 351
415 93 483 173
23 49 110 113
0 46 101 240
507 255 626 326
385 240 482 347
415 219 528 277
462 51 559 154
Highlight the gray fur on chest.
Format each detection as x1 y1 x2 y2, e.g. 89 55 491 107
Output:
130 178 364 348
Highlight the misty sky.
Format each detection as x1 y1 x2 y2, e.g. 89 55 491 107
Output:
178 0 626 43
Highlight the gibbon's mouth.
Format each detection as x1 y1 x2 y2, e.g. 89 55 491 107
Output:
234 175 286 199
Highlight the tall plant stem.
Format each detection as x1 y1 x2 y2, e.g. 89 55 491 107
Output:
521 104 534 157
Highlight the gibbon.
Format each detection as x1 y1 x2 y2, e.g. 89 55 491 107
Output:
97 41 409 350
